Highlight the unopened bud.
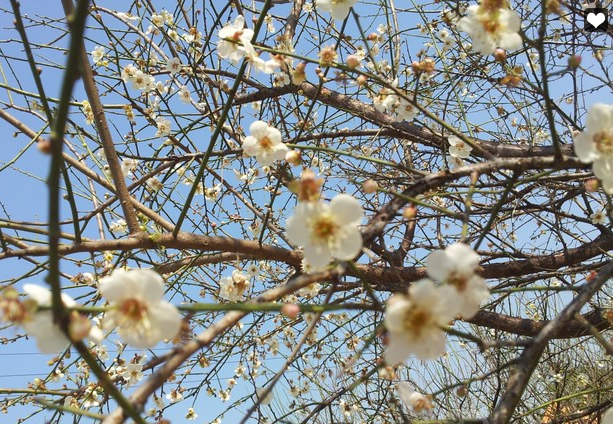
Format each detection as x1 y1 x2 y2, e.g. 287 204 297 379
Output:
281 304 300 319
362 179 378 193
568 55 581 69
456 385 468 397
584 178 599 192
403 206 417 219
356 75 368 86
494 49 507 63
346 55 360 69
37 139 53 154
285 150 302 166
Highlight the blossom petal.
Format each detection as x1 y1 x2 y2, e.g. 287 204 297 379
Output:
329 194 364 224
249 121 270 138
149 302 182 342
302 241 332 268
331 226 362 261
587 103 613 134
573 132 598 163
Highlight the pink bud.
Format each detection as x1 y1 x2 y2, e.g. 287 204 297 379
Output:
281 304 300 319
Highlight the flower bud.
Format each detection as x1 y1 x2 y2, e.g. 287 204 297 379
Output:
37 139 53 154
281 304 300 319
362 179 378 193
494 48 507 63
346 55 360 69
356 75 368 86
584 178 599 192
568 55 581 69
285 150 302 166
403 206 417 219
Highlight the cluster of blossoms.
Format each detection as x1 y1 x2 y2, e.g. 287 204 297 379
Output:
121 64 157 92
384 243 489 363
457 0 522 55
286 170 364 268
0 269 181 353
217 15 281 75
218 270 251 302
372 81 417 123
447 135 473 168
574 103 613 194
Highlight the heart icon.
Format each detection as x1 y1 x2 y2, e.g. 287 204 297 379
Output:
587 12 606 28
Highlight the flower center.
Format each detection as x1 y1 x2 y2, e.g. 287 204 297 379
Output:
448 272 469 291
120 298 148 323
594 129 613 155
403 307 430 336
259 136 273 150
311 214 339 242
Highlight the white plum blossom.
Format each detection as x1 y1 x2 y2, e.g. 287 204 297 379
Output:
251 55 281 74
395 99 416 122
219 270 251 302
396 382 433 413
242 121 288 166
155 117 172 138
179 86 192 104
448 135 473 159
448 155 465 169
109 219 128 234
21 284 102 353
317 0 358 20
384 279 455 363
574 103 613 193
98 269 182 348
130 70 156 91
603 408 613 424
286 194 364 268
121 363 144 387
146 177 164 192
121 64 138 83
90 46 106 65
457 2 522 55
166 57 182 75
591 210 607 225
217 16 256 63
121 158 139 177
426 243 489 318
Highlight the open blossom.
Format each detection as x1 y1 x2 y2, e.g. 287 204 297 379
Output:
457 2 522 55
574 103 613 193
217 16 255 63
90 46 105 65
155 117 172 137
242 121 288 166
396 382 433 413
603 408 613 424
317 0 358 20
591 210 607 225
166 57 182 75
250 55 281 74
179 86 192 104
448 135 473 159
426 243 489 318
384 279 455 363
219 270 251 302
20 285 102 353
98 269 182 348
286 194 363 268
109 219 128 234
